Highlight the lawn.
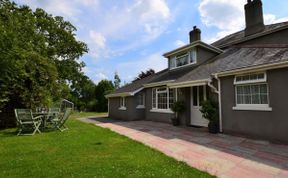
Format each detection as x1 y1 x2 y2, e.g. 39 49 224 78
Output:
0 112 214 178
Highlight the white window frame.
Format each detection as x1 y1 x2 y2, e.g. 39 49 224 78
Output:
136 93 145 109
170 48 197 70
233 72 272 111
119 97 127 110
234 73 267 85
151 87 175 113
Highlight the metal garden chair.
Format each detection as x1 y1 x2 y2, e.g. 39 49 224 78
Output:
50 108 72 132
14 109 43 136
45 108 61 127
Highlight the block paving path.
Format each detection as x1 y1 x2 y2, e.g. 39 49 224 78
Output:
79 117 288 178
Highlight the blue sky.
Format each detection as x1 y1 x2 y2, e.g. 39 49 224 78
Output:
14 0 288 84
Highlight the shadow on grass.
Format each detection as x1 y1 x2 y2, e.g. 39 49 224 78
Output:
0 129 18 137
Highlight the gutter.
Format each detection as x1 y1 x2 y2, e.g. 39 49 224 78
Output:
105 87 144 98
143 80 175 88
216 60 288 77
163 41 223 58
168 79 208 88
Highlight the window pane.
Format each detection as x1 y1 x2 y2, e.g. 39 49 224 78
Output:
157 92 167 109
251 94 259 104
250 74 257 80
257 73 265 79
157 88 167 92
260 84 267 93
237 94 243 104
169 89 174 108
170 57 176 68
260 94 268 104
190 49 196 63
236 84 268 105
152 89 156 108
176 55 189 67
137 93 144 106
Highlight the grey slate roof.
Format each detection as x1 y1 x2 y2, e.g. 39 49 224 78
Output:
147 65 197 84
173 46 288 84
212 22 288 48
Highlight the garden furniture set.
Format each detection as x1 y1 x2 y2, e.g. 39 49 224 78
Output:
14 108 72 136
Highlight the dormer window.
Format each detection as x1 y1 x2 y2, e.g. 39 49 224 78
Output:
170 48 197 69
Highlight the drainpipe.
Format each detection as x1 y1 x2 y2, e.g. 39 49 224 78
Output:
208 75 223 133
215 74 223 133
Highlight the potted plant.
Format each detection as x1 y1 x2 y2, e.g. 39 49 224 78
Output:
170 101 186 126
200 99 219 134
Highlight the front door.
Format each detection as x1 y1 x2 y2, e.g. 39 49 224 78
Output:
190 86 209 127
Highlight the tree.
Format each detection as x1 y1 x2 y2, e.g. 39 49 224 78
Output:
133 69 155 82
114 72 121 89
95 80 114 112
0 1 88 125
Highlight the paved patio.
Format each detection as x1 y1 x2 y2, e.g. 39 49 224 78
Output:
79 117 288 178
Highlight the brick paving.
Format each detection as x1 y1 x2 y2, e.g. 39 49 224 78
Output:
79 117 288 178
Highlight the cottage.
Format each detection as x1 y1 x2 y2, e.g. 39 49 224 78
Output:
106 0 288 143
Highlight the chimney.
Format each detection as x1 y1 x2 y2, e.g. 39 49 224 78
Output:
189 26 201 43
244 0 265 36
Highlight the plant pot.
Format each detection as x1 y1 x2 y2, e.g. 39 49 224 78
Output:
171 117 180 126
208 121 219 134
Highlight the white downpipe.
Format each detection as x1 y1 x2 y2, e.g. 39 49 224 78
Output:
215 75 223 133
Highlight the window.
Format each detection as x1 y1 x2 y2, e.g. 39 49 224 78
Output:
169 48 197 69
137 93 145 108
234 73 271 111
236 84 268 105
176 54 189 67
119 97 126 110
152 88 175 110
234 73 266 85
192 86 206 107
190 48 197 64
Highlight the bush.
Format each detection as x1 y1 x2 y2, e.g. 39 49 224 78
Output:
171 101 186 116
200 99 219 123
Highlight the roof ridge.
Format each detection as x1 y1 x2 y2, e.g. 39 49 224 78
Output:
211 21 288 48
234 44 288 48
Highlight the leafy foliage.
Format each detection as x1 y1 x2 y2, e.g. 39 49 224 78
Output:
171 101 186 119
113 72 121 89
171 101 186 114
200 99 219 123
133 69 155 82
95 80 114 112
0 0 88 112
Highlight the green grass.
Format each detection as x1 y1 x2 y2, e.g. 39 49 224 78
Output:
0 112 214 178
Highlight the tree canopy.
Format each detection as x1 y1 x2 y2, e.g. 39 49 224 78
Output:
0 0 89 112
133 69 155 82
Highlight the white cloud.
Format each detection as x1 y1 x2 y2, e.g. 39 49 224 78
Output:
116 52 167 82
264 14 288 24
89 31 106 49
174 40 186 47
199 0 288 43
94 72 108 84
88 0 171 59
83 67 108 84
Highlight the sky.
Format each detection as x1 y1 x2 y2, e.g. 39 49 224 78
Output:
14 0 288 84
